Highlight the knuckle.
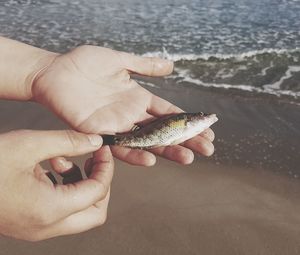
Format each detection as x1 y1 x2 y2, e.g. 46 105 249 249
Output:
96 212 107 226
117 70 131 83
90 179 109 202
93 180 107 201
120 69 129 77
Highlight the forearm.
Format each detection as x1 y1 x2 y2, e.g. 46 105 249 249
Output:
0 36 56 100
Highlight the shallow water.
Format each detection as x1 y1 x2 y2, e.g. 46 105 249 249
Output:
1 0 300 100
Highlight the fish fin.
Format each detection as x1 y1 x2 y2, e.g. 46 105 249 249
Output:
102 135 116 145
131 124 142 132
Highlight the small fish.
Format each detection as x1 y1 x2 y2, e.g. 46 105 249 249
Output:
102 112 218 149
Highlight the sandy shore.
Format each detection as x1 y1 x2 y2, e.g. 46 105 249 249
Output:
0 83 300 254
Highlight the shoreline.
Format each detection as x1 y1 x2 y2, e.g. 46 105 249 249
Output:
138 75 300 106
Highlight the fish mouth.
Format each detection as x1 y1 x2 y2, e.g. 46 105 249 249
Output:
207 113 218 124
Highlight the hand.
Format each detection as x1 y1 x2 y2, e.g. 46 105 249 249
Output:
32 46 215 166
0 130 113 241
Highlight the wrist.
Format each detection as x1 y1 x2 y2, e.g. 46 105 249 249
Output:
26 51 58 101
0 36 58 101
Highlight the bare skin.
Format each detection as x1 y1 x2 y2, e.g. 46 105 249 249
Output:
0 130 113 241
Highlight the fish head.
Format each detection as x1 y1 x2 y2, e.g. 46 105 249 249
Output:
186 112 218 130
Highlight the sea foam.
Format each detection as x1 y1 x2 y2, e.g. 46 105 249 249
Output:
142 47 300 62
142 48 300 100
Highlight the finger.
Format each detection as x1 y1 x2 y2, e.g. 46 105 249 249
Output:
50 157 73 174
149 145 194 165
84 157 93 177
50 146 114 221
118 51 174 76
92 145 114 166
61 164 83 185
15 130 102 164
147 95 183 117
33 164 46 179
35 191 110 240
182 136 215 157
50 157 84 184
110 146 156 166
33 164 55 185
200 128 215 142
46 172 58 184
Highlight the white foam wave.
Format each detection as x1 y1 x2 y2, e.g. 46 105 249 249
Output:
142 48 300 99
175 69 300 98
258 61 274 76
264 66 300 90
142 47 300 62
215 68 234 79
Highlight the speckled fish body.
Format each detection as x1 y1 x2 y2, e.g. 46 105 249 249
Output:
102 112 218 149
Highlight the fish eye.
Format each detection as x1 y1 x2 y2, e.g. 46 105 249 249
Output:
200 112 204 116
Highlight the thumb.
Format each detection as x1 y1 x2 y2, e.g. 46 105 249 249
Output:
10 130 102 164
118 51 174 77
49 146 114 223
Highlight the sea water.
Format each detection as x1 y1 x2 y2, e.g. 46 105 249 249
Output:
1 0 300 101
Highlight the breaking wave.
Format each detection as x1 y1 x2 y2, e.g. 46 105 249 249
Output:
143 48 300 100
142 47 300 62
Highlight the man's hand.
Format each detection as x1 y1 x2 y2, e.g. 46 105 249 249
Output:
32 46 215 166
0 130 113 241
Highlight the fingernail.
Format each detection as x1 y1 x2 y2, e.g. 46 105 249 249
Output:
57 157 73 169
186 152 195 164
147 155 157 166
88 135 103 147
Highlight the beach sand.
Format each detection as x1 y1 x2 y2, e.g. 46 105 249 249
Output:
0 82 299 254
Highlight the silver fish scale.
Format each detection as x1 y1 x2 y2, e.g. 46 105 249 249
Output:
119 122 185 149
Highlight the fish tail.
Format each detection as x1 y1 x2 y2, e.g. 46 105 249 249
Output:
102 135 117 145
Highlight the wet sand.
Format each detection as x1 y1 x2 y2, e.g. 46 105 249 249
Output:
0 83 300 254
